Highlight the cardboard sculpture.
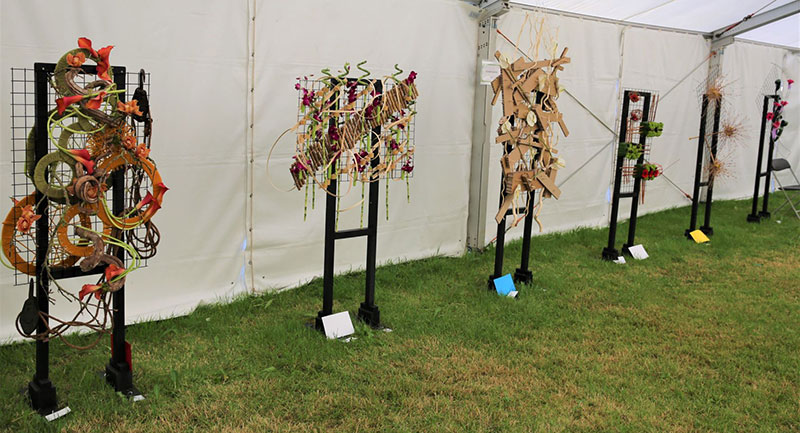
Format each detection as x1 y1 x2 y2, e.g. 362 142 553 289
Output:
1 38 166 346
490 49 569 226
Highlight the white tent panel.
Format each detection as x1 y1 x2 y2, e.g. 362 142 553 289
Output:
738 14 800 48
512 0 799 47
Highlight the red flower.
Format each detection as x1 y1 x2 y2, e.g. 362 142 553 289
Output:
85 91 107 110
56 95 85 115
766 112 774 120
96 45 114 81
104 264 125 282
66 148 95 175
134 192 154 211
79 284 103 301
154 182 169 204
141 199 162 220
78 37 98 57
780 100 788 107
123 135 137 150
629 92 640 103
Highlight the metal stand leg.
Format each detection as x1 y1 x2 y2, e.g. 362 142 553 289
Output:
316 180 337 332
358 149 381 327
513 194 534 284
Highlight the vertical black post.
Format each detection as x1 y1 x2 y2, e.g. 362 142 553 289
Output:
488 142 512 289
105 67 134 394
700 98 721 234
748 96 770 222
358 81 382 327
686 95 708 237
760 117 777 220
28 63 58 415
513 192 534 284
315 180 337 331
602 91 631 260
623 93 651 254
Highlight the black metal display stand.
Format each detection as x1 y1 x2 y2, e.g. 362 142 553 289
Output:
685 95 722 238
315 79 383 333
602 90 652 260
747 80 782 222
487 142 536 290
26 63 138 416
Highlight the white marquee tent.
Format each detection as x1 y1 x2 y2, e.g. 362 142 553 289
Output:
1 0 797 342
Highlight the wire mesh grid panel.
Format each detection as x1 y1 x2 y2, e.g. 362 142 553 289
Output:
295 77 415 184
8 67 150 285
613 88 659 195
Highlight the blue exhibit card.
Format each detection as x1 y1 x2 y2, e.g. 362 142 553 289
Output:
493 273 516 296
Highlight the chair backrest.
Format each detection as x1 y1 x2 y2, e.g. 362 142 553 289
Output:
771 158 791 172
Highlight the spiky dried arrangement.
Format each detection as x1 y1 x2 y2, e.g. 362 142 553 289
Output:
718 118 745 146
704 74 730 102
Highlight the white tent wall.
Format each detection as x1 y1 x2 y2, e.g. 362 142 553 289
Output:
0 0 252 342
719 41 800 198
249 0 477 291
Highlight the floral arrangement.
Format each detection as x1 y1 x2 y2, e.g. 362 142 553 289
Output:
640 121 663 137
270 62 418 221
1 38 167 346
634 163 662 181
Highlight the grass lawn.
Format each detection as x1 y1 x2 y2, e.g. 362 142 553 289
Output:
0 198 798 432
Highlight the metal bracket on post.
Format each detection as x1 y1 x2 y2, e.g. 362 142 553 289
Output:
467 0 508 250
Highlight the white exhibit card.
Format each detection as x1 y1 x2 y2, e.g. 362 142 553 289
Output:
321 311 355 340
628 244 649 260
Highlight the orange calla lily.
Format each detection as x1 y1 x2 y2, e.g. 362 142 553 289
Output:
56 95 85 115
66 148 95 175
154 182 169 204
85 91 107 111
77 37 98 57
96 45 114 81
79 283 104 301
104 263 125 281
67 52 86 67
134 192 154 211
142 199 162 220
77 38 113 81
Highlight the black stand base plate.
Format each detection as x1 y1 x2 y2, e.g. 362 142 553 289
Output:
747 213 761 223
621 244 633 256
758 211 771 219
513 268 533 285
105 359 134 394
27 377 57 415
684 229 694 239
601 247 620 261
699 226 713 236
487 276 498 291
357 303 381 328
314 311 326 332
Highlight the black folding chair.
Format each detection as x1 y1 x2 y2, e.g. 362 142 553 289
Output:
770 158 800 220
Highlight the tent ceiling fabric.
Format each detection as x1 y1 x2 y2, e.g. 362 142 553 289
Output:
511 0 799 47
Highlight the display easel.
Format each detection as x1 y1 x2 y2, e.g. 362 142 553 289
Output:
686 95 722 237
747 80 781 222
602 90 653 260
487 138 536 290
25 62 140 416
315 79 383 333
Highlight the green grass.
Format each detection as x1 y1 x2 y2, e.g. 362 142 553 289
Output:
1 198 798 432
